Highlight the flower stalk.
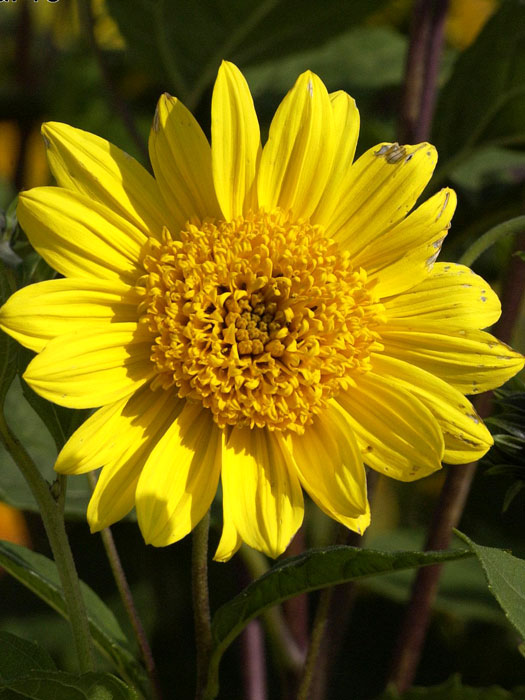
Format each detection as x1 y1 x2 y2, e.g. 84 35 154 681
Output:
398 0 449 143
88 473 163 700
192 511 213 700
0 413 95 673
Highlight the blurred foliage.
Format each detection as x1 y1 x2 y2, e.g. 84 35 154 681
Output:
0 0 525 698
483 379 525 512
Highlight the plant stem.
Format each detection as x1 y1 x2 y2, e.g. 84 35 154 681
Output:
0 413 95 673
192 511 213 700
398 0 449 144
296 587 333 700
241 619 267 700
87 474 163 699
458 216 525 268
387 233 525 693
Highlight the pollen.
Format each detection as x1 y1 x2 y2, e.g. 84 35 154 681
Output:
136 209 385 434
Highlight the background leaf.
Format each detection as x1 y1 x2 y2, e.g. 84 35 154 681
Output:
0 540 147 695
106 0 389 106
433 0 525 164
0 670 138 700
378 674 525 699
0 632 56 681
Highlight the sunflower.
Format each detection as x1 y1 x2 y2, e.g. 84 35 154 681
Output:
1 62 522 560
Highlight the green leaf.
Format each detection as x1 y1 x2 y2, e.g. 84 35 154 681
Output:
0 633 56 681
206 544 472 698
106 0 388 106
16 348 89 453
433 0 525 163
379 674 525 699
0 670 138 700
0 378 93 520
0 541 147 695
245 25 407 97
459 532 525 640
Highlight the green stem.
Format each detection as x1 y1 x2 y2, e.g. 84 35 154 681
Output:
458 216 525 267
192 512 213 700
0 412 95 673
87 473 163 700
296 587 333 700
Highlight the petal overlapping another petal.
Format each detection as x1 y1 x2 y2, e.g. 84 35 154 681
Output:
0 278 140 353
136 402 222 547
149 93 220 234
258 70 335 220
337 374 444 481
23 323 155 409
328 142 437 254
380 328 524 395
312 90 360 225
383 262 501 331
217 426 304 560
282 401 369 530
355 188 456 297
17 188 146 283
42 121 168 238
370 354 493 464
86 390 183 531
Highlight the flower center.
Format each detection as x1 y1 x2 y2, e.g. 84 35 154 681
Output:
136 209 385 434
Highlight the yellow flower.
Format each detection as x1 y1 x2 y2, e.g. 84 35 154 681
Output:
1 63 522 560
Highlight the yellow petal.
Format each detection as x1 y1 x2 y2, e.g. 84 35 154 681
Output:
149 93 220 234
356 188 456 297
87 391 183 531
370 354 493 464
0 278 140 353
380 328 524 395
23 323 154 409
214 499 243 563
42 121 168 238
337 374 444 481
212 61 261 219
18 188 145 283
312 90 360 225
282 400 368 528
136 402 221 546
55 384 176 474
383 262 501 331
258 71 335 219
220 426 304 559
328 142 437 253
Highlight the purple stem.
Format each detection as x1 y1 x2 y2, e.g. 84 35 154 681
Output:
398 0 449 144
241 620 268 700
387 234 525 692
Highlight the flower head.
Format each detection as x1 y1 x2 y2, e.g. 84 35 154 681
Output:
1 62 522 559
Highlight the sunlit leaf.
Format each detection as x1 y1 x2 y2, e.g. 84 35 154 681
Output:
459 532 525 640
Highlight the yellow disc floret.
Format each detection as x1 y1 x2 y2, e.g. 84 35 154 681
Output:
136 209 385 434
